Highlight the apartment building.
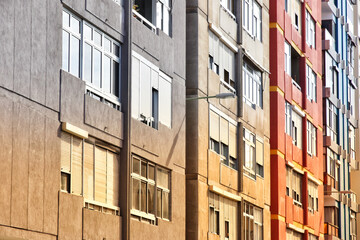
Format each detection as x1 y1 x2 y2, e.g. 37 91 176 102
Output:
129 0 186 239
269 0 324 239
0 0 186 239
322 0 360 239
186 0 270 239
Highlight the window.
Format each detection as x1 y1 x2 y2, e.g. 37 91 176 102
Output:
292 110 303 149
243 62 262 108
209 192 237 238
244 202 263 240
156 0 172 35
292 0 301 33
286 229 303 240
306 11 315 48
208 31 236 92
220 0 235 17
306 65 317 102
62 10 121 109
243 0 262 41
286 166 291 196
348 84 356 116
349 125 356 160
285 0 288 13
327 101 337 142
244 128 256 178
325 207 339 228
350 212 357 240
60 132 120 209
209 109 237 170
292 171 302 207
331 66 338 96
285 41 291 75
307 121 317 156
347 38 355 76
256 138 264 177
209 206 220 234
308 180 318 213
132 51 172 128
133 0 172 35
291 47 301 88
308 234 318 240
131 156 170 221
285 102 292 136
327 149 337 178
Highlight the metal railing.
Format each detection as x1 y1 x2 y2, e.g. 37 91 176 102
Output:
132 9 157 33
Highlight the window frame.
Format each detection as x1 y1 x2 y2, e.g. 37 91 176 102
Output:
306 64 317 102
243 0 262 41
306 11 316 48
243 61 263 108
306 121 317 156
243 128 256 178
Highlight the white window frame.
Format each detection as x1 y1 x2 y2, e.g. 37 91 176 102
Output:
62 9 122 109
285 41 291 75
220 0 236 19
244 128 256 178
244 203 263 240
243 0 262 41
306 11 315 48
306 64 317 102
156 0 172 35
307 180 319 213
306 121 317 156
327 101 337 142
243 62 262 108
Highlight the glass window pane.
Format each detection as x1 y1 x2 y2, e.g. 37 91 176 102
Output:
71 16 80 34
141 181 147 212
63 11 70 28
70 36 80 77
149 165 155 180
132 178 140 210
94 30 102 46
62 30 69 71
157 168 169 189
103 56 111 93
83 43 92 83
148 184 155 214
104 37 111 52
93 49 101 88
133 158 140 174
141 161 147 178
157 188 162 217
113 43 120 57
112 61 120 97
84 24 92 40
163 191 169 219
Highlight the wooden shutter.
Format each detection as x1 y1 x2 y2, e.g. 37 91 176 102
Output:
84 142 94 200
71 136 83 195
95 146 107 203
229 124 236 158
107 151 120 206
60 132 71 172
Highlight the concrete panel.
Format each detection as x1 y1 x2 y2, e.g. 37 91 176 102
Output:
45 0 62 111
172 0 186 78
11 103 30 229
13 0 31 98
43 117 60 235
0 96 13 225
84 95 124 139
58 192 83 240
0 0 14 90
30 0 47 105
62 0 85 13
86 0 125 34
60 70 86 126
219 8 237 41
158 32 174 76
197 14 209 94
28 109 45 232
83 208 121 240
186 13 199 90
0 225 56 240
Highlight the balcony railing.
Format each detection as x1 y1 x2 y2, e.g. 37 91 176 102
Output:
132 9 157 33
325 222 339 238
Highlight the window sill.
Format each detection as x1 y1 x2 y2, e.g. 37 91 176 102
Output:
131 209 156 221
220 4 236 20
243 169 256 181
84 199 120 216
220 162 238 172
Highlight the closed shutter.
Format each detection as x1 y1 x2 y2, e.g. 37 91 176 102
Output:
255 139 263 166
71 136 83 195
107 151 120 206
220 117 229 145
60 132 71 173
84 142 94 200
229 124 236 158
95 146 107 203
210 111 220 142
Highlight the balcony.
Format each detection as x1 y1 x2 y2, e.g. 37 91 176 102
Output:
325 223 340 240
322 0 338 18
322 29 338 60
132 9 157 33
